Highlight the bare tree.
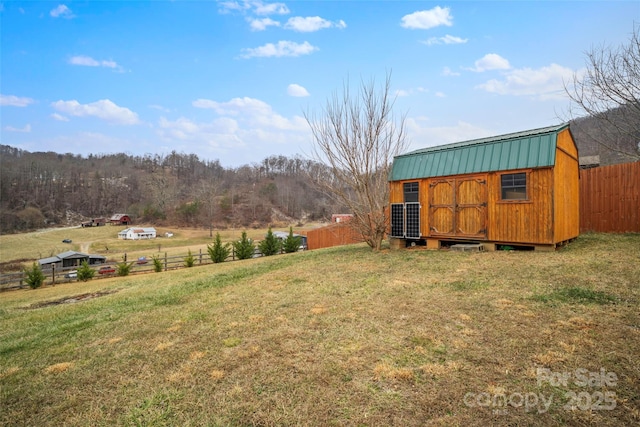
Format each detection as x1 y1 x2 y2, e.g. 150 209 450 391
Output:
564 25 640 160
196 179 220 237
305 73 409 251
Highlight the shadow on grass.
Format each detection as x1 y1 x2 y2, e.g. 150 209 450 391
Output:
531 286 617 305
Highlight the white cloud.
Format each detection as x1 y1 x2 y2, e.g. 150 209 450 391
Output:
0 94 35 107
435 92 446 98
219 1 289 15
240 40 318 58
149 104 171 113
287 84 310 97
69 55 121 70
395 87 428 97
476 63 575 100
248 17 281 31
469 53 511 72
401 7 452 30
194 97 303 130
405 118 492 151
51 113 70 122
50 4 74 18
158 117 204 140
157 97 310 160
253 1 289 15
218 1 245 13
4 124 31 133
51 99 140 125
284 16 346 32
441 66 460 77
422 35 468 46
194 96 307 131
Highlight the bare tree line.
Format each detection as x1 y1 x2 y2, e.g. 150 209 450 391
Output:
0 147 342 234
564 24 640 162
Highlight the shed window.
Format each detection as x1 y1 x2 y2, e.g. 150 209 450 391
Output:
501 173 527 200
403 182 419 203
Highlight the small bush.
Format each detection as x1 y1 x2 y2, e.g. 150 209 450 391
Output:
208 233 231 263
233 231 255 260
117 261 134 276
184 250 195 268
24 262 46 289
282 226 302 253
258 227 281 256
152 255 163 272
77 260 95 282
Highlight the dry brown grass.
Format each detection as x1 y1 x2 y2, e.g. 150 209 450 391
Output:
0 232 638 426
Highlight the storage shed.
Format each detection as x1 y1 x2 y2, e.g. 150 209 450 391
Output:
389 123 579 250
38 251 106 269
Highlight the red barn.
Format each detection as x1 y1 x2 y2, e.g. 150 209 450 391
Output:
109 213 132 225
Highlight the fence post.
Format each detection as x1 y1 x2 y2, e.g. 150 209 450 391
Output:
164 252 168 271
199 249 202 265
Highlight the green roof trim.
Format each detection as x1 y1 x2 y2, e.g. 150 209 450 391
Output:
390 123 569 181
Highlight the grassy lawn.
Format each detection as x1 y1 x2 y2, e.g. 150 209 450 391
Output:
0 233 638 426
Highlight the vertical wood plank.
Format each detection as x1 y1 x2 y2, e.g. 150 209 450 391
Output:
580 162 640 233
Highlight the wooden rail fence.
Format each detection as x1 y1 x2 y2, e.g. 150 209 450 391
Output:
0 246 284 292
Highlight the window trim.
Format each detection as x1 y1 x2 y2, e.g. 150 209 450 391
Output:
499 170 530 202
403 181 419 203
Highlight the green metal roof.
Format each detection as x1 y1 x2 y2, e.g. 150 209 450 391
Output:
389 123 569 181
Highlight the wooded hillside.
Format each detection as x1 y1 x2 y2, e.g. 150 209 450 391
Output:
0 148 343 234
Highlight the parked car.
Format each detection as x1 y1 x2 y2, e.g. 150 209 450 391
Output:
62 239 72 243
98 265 116 275
136 256 148 265
64 270 77 279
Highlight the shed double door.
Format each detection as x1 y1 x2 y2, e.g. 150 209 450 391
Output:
429 175 487 239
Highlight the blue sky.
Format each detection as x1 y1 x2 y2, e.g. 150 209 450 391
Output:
1 1 638 167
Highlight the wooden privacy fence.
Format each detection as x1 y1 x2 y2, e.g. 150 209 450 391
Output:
305 222 364 250
579 161 640 233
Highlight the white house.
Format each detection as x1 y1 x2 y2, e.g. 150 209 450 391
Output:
118 227 157 240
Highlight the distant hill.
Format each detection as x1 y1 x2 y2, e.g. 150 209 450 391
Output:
570 103 640 166
0 149 343 234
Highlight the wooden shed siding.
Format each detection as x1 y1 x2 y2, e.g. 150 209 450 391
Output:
419 180 430 233
553 138 580 242
579 162 640 233
389 181 403 204
486 168 554 244
558 128 578 158
389 180 431 235
391 169 557 244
